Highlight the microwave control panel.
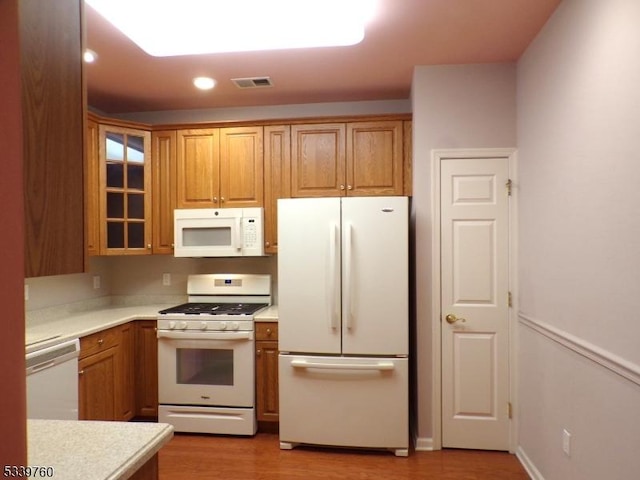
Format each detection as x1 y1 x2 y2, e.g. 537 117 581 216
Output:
242 217 259 248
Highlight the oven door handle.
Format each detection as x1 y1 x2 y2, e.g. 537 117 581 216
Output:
157 330 254 341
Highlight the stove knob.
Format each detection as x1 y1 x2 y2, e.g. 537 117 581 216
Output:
229 322 239 331
179 321 188 330
200 322 208 331
219 322 227 330
168 321 176 330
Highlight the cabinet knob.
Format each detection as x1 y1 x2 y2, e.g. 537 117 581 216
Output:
78 370 84 376
340 184 345 190
97 338 104 346
265 241 270 247
256 349 262 356
347 185 353 190
213 196 218 203
221 197 225 203
266 328 272 336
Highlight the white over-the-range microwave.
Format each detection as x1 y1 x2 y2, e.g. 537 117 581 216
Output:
174 208 264 257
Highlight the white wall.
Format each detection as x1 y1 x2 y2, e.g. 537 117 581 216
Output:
411 63 517 446
517 0 640 478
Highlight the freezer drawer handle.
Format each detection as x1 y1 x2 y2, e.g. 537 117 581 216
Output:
290 359 395 371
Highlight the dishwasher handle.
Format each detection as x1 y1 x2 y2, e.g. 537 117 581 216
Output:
26 338 80 376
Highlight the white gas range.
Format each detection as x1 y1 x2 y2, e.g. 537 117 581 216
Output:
157 274 271 436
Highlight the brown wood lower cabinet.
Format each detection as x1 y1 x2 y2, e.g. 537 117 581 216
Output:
255 322 279 427
135 320 159 418
79 320 158 422
78 326 122 421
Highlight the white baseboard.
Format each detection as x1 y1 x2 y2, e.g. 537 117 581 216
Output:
414 437 435 451
516 446 544 480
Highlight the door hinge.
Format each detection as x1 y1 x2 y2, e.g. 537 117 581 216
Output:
506 179 512 196
508 402 513 419
508 291 512 308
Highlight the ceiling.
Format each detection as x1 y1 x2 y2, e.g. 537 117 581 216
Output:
85 0 561 115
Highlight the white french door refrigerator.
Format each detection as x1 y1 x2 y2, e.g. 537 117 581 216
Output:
277 196 409 457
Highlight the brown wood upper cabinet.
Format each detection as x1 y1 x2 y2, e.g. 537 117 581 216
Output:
151 130 177 254
263 126 291 254
290 121 405 198
177 126 264 208
21 0 85 277
97 125 152 255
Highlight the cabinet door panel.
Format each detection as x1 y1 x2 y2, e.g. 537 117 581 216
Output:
291 124 345 197
263 125 291 253
21 0 84 276
136 320 159 418
220 127 263 207
117 323 135 421
78 347 117 421
346 121 403 196
177 129 220 208
98 125 152 255
152 130 177 254
256 339 279 422
86 119 100 256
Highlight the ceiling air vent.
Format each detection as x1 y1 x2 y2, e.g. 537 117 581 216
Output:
231 77 274 89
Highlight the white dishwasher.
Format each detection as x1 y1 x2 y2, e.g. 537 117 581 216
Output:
26 338 80 420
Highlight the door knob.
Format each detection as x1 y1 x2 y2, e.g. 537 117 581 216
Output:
445 314 466 324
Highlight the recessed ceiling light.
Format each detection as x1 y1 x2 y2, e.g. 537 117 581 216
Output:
85 0 378 57
193 77 216 90
83 49 98 63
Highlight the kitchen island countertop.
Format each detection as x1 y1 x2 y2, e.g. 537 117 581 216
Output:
28 419 173 480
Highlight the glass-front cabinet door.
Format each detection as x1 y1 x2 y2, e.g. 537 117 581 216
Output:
98 125 152 254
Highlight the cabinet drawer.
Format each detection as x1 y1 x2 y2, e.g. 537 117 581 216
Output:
80 326 120 359
256 322 278 341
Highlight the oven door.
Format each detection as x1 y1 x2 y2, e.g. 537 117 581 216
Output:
157 330 254 407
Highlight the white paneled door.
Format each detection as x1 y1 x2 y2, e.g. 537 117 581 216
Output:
440 156 511 450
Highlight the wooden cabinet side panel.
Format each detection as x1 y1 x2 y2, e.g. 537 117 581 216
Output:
135 320 159 418
152 130 177 254
403 120 413 196
21 0 84 276
118 323 136 421
290 124 345 197
176 129 219 208
346 121 403 196
220 127 264 207
263 125 291 254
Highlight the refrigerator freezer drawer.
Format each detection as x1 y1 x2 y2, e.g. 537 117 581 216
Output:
278 354 409 455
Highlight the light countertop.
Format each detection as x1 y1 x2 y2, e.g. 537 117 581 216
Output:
28 419 173 480
254 305 279 322
26 303 177 353
26 301 278 353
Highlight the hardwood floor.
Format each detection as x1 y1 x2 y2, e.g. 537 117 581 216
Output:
159 433 529 479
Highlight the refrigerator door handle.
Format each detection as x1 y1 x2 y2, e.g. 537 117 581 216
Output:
328 223 340 330
290 359 395 371
344 223 354 329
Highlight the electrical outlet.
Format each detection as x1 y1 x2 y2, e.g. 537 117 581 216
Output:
162 273 171 286
562 429 571 457
93 275 101 289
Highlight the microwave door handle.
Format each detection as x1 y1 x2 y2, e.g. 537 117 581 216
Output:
234 217 242 251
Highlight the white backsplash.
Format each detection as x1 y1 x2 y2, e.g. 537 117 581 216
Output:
25 254 278 321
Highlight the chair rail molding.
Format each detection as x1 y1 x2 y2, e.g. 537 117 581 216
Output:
518 312 640 387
